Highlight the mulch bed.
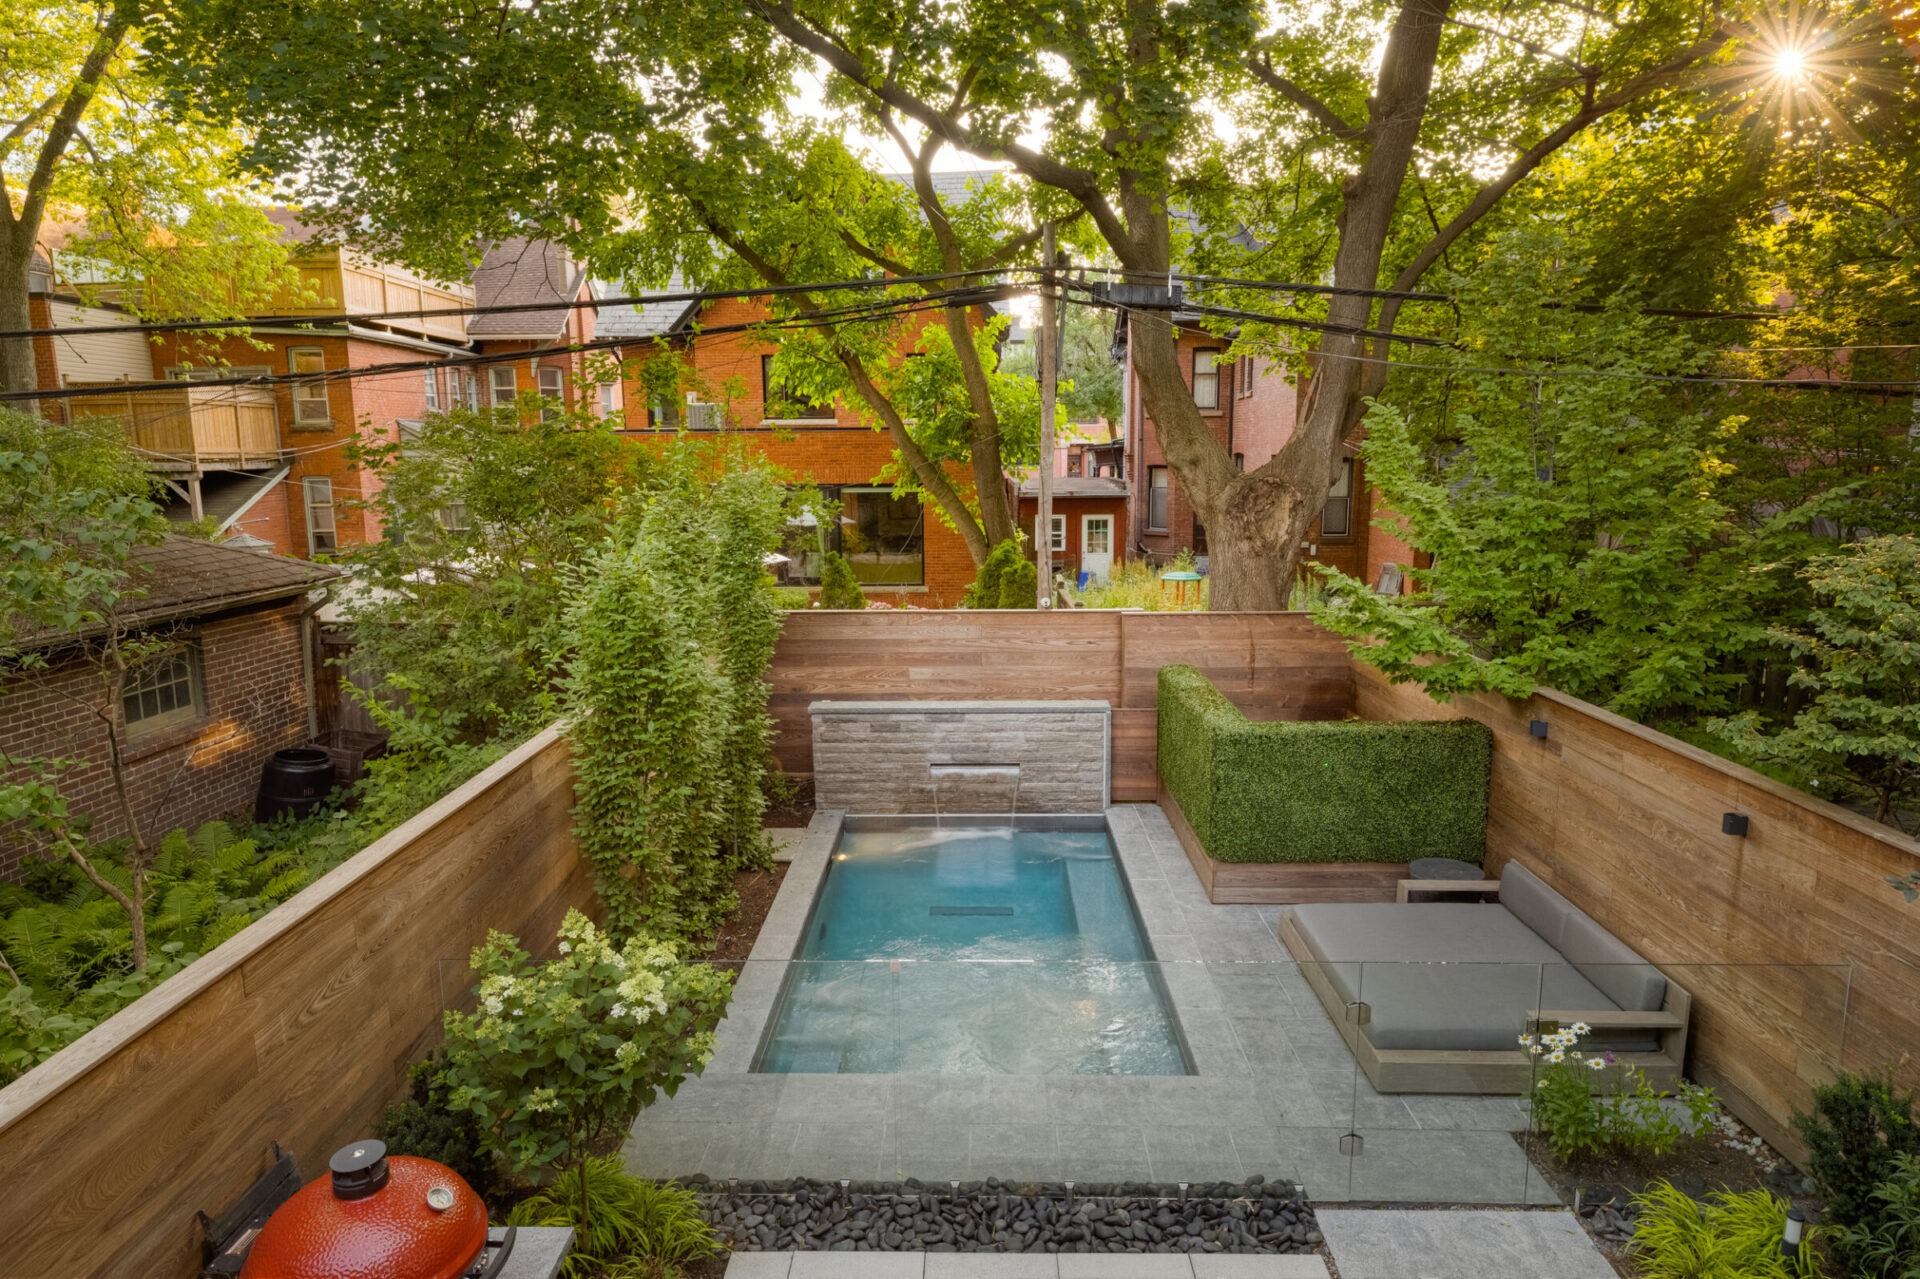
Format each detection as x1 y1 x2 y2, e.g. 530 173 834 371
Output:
699 862 789 964
763 776 816 828
1524 1109 1817 1275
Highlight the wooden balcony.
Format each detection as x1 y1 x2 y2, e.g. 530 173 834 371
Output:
66 381 283 472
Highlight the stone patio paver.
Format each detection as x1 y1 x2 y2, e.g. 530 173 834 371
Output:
633 806 1558 1205
1315 1208 1614 1279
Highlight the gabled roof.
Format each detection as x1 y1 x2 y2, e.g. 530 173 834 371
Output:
592 272 701 342
468 238 585 339
12 536 340 652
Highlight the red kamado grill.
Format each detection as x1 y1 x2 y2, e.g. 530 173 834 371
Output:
202 1140 516 1279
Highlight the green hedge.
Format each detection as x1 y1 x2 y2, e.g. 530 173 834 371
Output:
1157 665 1491 864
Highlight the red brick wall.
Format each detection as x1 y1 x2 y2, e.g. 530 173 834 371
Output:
0 602 315 881
1016 494 1131 582
617 300 982 605
28 295 62 414
1127 329 1239 560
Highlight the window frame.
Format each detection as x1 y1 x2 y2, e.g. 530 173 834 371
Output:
1236 354 1255 399
1146 465 1170 532
302 475 338 556
288 347 331 427
537 366 564 421
1049 513 1066 553
598 381 619 417
488 366 518 408
121 644 203 735
760 353 837 422
1192 348 1221 411
837 485 925 587
1320 457 1355 539
423 367 441 413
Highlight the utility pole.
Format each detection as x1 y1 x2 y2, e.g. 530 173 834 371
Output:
1036 222 1057 609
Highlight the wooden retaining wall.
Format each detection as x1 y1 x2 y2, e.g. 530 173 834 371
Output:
0 727 593 1279
769 611 1355 803
1355 666 1920 1163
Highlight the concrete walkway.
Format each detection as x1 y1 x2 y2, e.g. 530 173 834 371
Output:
1315 1208 1615 1279
724 1253 1332 1278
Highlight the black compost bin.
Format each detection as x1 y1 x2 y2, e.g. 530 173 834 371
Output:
255 748 336 823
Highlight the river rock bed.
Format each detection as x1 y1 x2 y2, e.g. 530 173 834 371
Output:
694 1175 1323 1254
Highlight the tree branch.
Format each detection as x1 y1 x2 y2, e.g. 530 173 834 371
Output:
749 1 1138 263
1245 56 1365 141
20 9 131 238
1442 16 1588 71
836 228 912 276
1360 25 1737 400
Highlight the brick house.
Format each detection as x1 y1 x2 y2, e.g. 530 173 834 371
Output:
467 238 608 420
1 538 338 881
599 289 982 606
1115 311 1413 590
1012 419 1130 586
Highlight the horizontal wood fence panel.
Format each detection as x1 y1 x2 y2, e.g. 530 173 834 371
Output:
1354 665 1920 1163
0 727 594 1279
770 611 1354 802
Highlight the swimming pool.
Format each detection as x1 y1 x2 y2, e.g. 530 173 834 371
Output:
752 817 1191 1075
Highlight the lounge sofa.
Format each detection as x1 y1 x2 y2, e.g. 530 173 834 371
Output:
1279 863 1691 1094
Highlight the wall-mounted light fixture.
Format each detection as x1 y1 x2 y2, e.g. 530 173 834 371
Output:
1529 719 1550 739
1723 812 1751 837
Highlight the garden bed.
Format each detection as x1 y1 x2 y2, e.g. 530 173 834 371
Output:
700 863 789 963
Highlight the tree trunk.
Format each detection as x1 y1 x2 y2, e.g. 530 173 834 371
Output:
0 243 38 404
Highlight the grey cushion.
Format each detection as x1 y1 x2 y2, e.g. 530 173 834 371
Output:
1557 909 1666 1012
1288 902 1659 1054
1497 863 1576 950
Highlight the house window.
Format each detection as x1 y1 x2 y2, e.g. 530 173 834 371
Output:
1192 350 1220 410
1236 354 1255 398
289 348 330 426
302 476 338 555
773 487 924 587
1049 514 1066 553
423 368 442 413
538 367 564 421
488 366 518 408
599 382 619 416
1234 452 1245 471
122 646 201 731
1147 466 1170 532
761 353 835 421
463 373 479 410
1321 457 1354 538
438 501 472 534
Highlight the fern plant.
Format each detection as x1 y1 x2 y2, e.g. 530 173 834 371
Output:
504 1156 716 1279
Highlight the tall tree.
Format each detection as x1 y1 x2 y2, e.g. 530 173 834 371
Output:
0 1 294 398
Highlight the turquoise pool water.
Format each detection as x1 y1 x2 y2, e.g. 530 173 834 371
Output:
753 820 1191 1075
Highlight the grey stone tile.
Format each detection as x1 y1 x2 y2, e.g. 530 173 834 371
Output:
1156 963 1224 1013
1045 1076 1147 1125
969 1123 1059 1180
789 1254 926 1279
1129 1077 1246 1127
1057 1254 1194 1278
699 1121 804 1181
1053 1123 1153 1181
1176 1011 1252 1077
773 1076 895 1125
894 1076 1051 1127
1191 1258 1329 1278
1401 1095 1531 1133
1230 1018 1306 1077
787 1121 895 1181
893 1122 976 1181
724 1252 795 1279
649 1075 784 1122
1222 1125 1304 1186
1146 934 1202 962
1142 1124 1246 1182
1340 1129 1558 1205
623 1123 713 1178
924 1257 1060 1279
1315 1208 1611 1278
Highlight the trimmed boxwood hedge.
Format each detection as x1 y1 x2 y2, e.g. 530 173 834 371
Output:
1157 665 1491 864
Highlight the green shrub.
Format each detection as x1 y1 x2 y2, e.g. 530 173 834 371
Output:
1837 1153 1920 1279
962 539 1035 609
381 1055 502 1203
1156 665 1491 864
1628 1180 1824 1279
504 1155 716 1279
818 551 868 609
1793 1072 1920 1272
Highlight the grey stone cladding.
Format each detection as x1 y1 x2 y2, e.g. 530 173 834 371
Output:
809 700 1111 814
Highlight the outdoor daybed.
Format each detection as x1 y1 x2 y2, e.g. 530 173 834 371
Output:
1279 863 1691 1094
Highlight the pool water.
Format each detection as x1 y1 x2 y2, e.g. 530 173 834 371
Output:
753 821 1191 1075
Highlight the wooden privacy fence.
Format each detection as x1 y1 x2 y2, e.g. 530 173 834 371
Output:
0 727 593 1279
768 610 1355 802
1356 666 1920 1163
